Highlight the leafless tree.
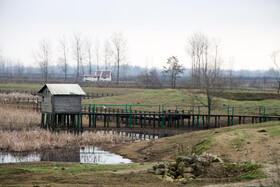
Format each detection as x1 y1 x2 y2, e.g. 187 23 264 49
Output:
186 33 225 128
270 51 280 94
103 40 111 71
163 56 185 89
15 60 24 79
228 57 235 88
0 51 5 76
72 33 83 82
111 32 127 84
85 37 93 75
94 39 100 72
34 39 51 83
137 69 162 89
58 35 69 81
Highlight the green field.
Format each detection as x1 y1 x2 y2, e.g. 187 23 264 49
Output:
1 83 280 116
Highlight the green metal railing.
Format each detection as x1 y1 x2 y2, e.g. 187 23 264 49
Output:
82 104 280 127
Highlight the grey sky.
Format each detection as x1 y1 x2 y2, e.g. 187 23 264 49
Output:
0 0 279 70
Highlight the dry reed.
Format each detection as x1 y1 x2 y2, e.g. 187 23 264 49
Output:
0 129 129 152
0 105 40 130
0 92 39 100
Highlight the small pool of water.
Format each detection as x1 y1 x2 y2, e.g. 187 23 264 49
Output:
0 146 132 164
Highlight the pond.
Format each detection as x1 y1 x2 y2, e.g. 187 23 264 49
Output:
0 146 132 164
0 130 175 164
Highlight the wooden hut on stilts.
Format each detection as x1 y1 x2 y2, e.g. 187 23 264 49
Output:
38 84 86 129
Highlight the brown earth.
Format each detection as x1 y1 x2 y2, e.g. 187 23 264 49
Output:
110 122 280 164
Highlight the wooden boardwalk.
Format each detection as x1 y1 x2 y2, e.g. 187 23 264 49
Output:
40 111 280 129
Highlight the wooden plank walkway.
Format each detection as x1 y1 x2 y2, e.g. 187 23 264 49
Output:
40 111 280 129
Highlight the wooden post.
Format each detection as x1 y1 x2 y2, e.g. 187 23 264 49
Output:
89 106 91 127
67 115 69 128
215 116 217 128
41 113 45 127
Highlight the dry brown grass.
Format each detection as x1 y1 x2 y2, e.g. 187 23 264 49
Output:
0 92 39 99
0 105 40 130
0 129 129 152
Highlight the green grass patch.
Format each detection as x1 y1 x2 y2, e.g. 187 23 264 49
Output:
193 136 215 155
223 163 265 181
231 129 252 148
266 126 280 137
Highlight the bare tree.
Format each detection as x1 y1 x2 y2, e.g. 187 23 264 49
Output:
103 40 111 71
228 57 235 88
15 60 24 79
163 56 185 89
94 39 100 72
137 69 162 89
34 39 51 83
270 51 280 94
186 33 225 128
0 51 5 76
58 35 69 81
111 32 127 84
72 33 83 82
85 37 93 75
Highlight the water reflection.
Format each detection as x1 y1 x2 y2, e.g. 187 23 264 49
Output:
0 130 172 164
80 146 132 164
0 152 40 163
0 146 131 164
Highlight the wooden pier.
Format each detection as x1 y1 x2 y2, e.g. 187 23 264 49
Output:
40 110 280 130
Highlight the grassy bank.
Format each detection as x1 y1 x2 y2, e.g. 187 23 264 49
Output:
111 121 280 163
0 162 177 187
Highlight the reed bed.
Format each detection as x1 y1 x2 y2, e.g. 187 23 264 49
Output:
0 105 40 130
0 92 39 100
0 129 129 152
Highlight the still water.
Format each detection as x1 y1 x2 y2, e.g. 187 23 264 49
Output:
0 130 173 164
0 146 132 164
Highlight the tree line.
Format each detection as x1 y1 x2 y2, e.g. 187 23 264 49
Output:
33 32 127 84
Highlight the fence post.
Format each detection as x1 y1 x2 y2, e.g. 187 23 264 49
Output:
231 106 234 125
93 104 96 127
89 105 91 127
158 105 161 127
129 105 132 128
197 106 200 127
227 106 230 126
162 105 164 127
259 107 262 123
263 107 266 122
41 113 45 127
126 104 128 127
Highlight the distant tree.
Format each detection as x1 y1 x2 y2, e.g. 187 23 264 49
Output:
85 37 93 75
34 39 51 83
58 35 69 81
72 33 83 82
111 32 127 84
186 33 225 128
163 56 185 89
270 51 280 94
0 51 5 76
15 60 24 79
137 69 162 89
94 39 100 72
103 40 111 71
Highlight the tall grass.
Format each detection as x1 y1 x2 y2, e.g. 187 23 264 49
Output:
0 129 129 152
0 92 39 100
0 105 40 130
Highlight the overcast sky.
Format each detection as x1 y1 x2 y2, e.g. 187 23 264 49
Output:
0 0 279 70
